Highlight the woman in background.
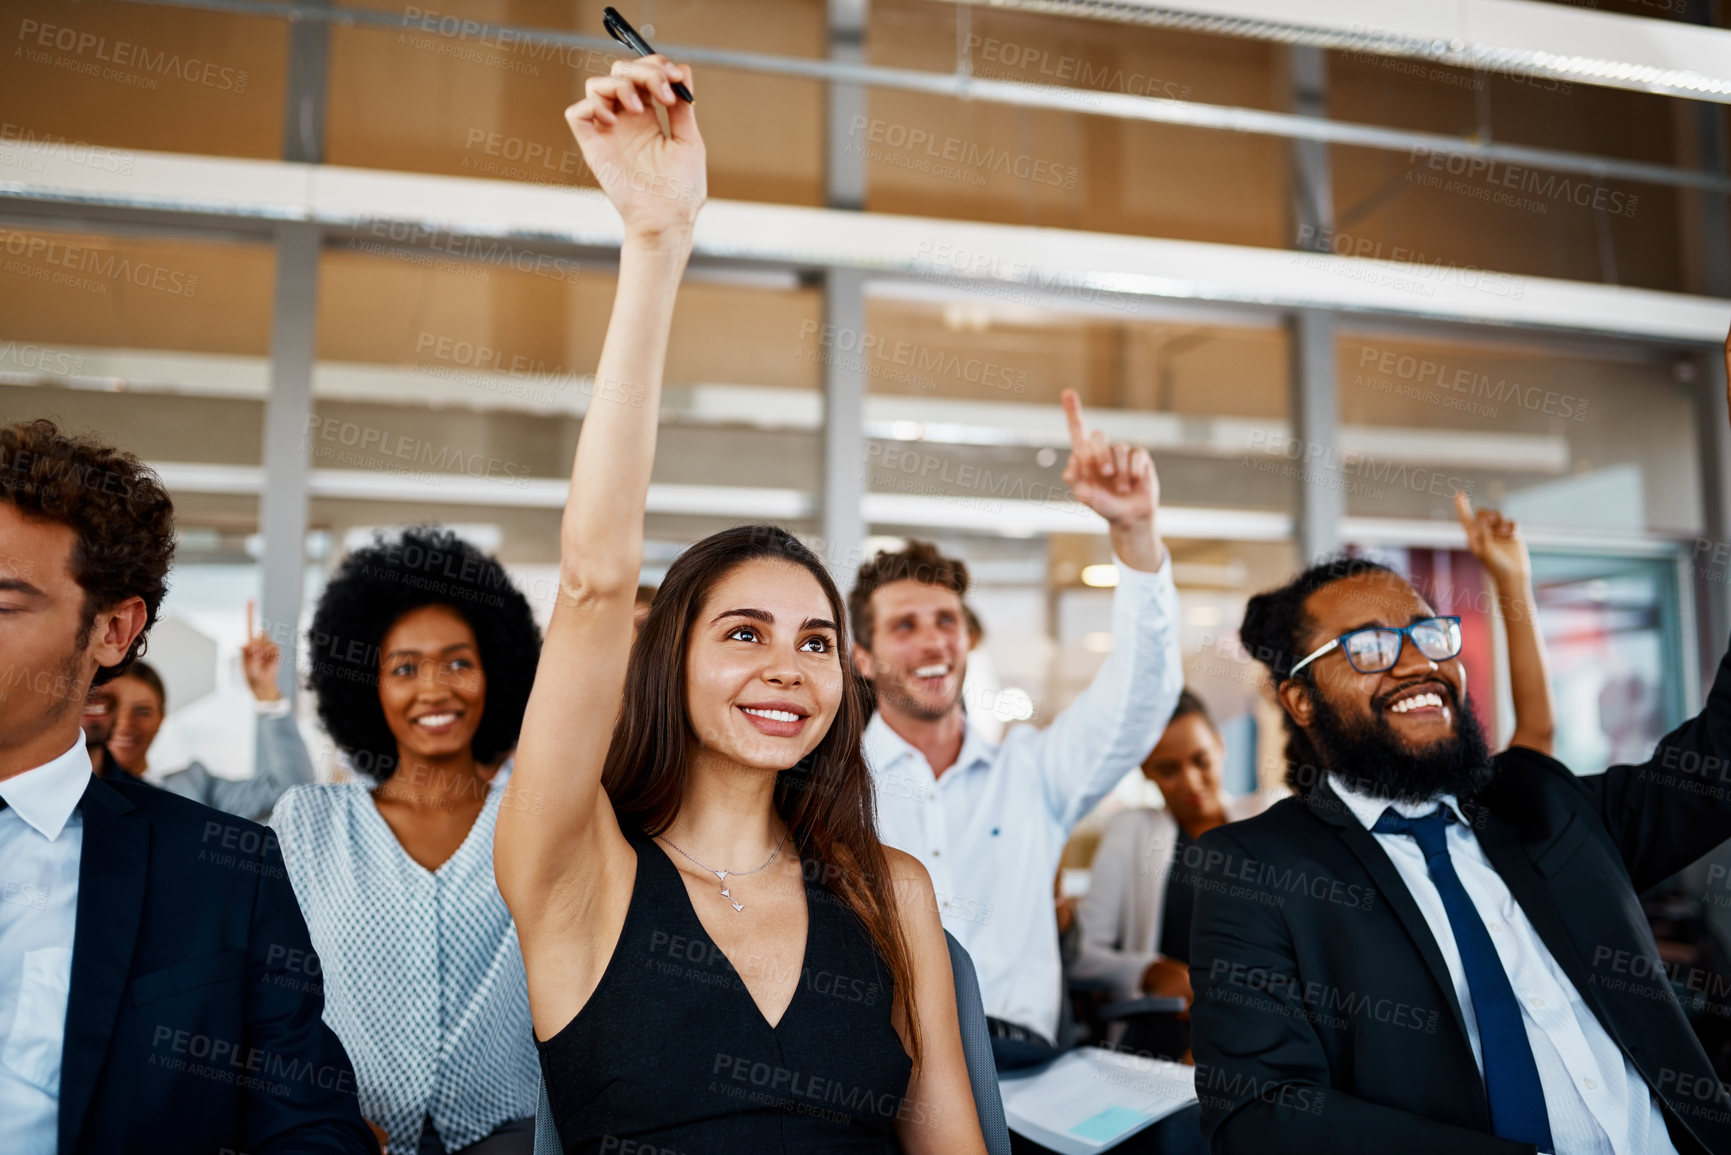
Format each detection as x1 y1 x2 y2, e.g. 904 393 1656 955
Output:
270 526 543 1155
1074 690 1269 1006
85 609 315 821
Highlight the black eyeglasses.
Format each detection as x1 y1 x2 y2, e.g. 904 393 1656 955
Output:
1288 616 1463 677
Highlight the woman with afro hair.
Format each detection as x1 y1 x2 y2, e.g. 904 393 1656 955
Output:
269 525 544 1155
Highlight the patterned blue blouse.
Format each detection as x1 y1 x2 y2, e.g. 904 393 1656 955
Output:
269 768 539 1153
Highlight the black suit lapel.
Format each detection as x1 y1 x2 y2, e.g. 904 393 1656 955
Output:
1308 782 1479 1100
59 775 149 1155
1470 809 1718 1149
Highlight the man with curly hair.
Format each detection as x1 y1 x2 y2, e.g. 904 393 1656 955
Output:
850 393 1184 1070
1188 534 1731 1153
0 419 375 1155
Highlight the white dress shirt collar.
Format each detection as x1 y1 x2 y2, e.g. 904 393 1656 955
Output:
863 709 996 780
1328 772 1467 831
0 735 92 841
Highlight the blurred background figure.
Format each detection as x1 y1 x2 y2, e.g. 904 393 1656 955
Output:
81 682 116 774
84 606 315 820
1075 690 1271 1011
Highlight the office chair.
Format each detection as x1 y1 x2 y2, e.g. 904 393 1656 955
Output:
1067 975 1189 1062
531 930 1012 1155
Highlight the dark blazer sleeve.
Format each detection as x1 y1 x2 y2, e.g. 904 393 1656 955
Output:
1586 629 1731 893
239 832 377 1154
1187 825 1529 1155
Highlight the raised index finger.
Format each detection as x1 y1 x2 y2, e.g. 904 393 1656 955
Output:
1061 388 1088 453
246 598 255 641
1452 490 1475 532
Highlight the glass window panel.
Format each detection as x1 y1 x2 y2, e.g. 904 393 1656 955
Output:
327 0 826 205
1533 552 1686 775
0 1 285 159
1337 332 1700 536
868 0 1287 244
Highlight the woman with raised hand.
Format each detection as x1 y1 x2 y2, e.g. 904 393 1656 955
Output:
85 604 316 820
494 57 986 1155
270 526 544 1155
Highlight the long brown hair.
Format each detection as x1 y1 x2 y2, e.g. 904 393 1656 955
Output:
601 524 921 1065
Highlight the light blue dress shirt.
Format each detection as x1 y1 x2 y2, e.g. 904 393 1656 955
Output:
0 736 92 1155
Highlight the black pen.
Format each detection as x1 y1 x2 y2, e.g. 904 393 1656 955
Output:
602 7 695 102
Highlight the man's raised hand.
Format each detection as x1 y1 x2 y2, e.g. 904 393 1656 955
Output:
1061 389 1166 571
564 55 705 241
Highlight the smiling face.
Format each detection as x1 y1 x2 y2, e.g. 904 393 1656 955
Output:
0 502 144 775
851 579 969 723
1281 570 1491 802
683 557 843 773
82 684 116 747
1142 712 1226 828
1284 571 1464 751
105 673 165 774
376 604 486 768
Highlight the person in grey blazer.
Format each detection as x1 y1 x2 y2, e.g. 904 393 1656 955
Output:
1075 691 1271 1005
89 608 315 821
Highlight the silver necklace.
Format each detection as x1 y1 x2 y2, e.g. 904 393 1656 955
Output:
657 826 789 913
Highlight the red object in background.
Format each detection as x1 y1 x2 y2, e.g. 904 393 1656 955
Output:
1405 549 1499 743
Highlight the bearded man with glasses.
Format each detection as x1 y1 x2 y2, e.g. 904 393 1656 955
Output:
1188 472 1731 1153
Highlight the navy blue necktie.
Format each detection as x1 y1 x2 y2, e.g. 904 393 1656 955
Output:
1373 806 1553 1152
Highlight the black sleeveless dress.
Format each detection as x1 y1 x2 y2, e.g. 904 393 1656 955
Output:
536 828 915 1154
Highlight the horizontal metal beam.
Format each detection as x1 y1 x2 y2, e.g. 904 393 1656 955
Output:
107 0 1731 194
3 144 1727 344
137 458 1689 556
935 0 1731 104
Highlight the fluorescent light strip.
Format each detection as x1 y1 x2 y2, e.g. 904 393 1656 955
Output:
936 0 1731 103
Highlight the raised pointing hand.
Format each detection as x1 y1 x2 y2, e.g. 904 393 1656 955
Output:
241 599 283 704
1060 388 1157 529
1454 491 1531 589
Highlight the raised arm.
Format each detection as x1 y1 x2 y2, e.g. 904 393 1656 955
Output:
1588 322 1731 888
226 605 315 817
1016 391 1182 826
495 58 704 930
1454 492 1554 756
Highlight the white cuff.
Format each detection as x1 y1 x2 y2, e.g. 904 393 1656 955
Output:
253 697 292 718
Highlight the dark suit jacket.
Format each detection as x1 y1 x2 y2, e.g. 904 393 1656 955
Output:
60 773 377 1155
1188 642 1731 1155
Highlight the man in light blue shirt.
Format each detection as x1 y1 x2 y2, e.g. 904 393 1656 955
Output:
852 391 1183 1051
0 418 373 1155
